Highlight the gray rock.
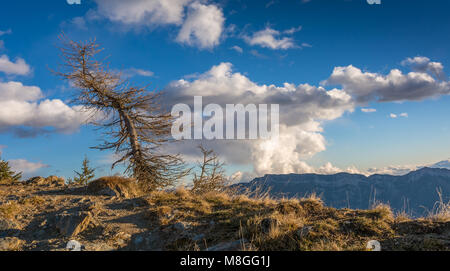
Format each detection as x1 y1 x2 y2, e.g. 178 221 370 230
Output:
297 226 312 238
173 222 190 231
260 218 280 233
98 187 117 197
130 231 164 251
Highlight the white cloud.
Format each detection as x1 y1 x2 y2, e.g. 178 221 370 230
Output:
301 43 312 48
92 0 225 49
9 159 49 175
402 56 446 80
230 45 243 53
243 27 297 50
0 29 12 36
176 2 225 49
361 108 376 113
164 62 354 176
430 159 450 170
94 0 191 26
0 81 92 136
0 55 31 76
324 62 450 103
0 81 42 101
366 165 419 176
390 112 408 118
69 16 88 30
283 26 302 35
123 67 154 77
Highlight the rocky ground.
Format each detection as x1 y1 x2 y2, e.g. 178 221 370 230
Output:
0 176 450 251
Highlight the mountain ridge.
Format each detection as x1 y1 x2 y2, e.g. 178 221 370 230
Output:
236 167 450 216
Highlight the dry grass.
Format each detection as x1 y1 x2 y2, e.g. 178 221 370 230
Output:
427 189 450 222
0 201 21 219
140 187 401 251
0 178 15 185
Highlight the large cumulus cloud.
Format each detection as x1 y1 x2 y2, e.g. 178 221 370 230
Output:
164 62 354 177
324 60 450 103
0 81 92 136
92 0 225 49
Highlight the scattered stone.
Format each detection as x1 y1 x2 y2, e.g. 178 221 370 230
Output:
56 211 95 237
173 222 190 231
260 218 280 234
206 240 248 251
0 218 19 231
66 240 82 251
366 240 382 251
297 226 312 239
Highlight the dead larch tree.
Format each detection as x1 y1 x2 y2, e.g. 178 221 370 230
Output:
191 145 228 194
55 36 187 191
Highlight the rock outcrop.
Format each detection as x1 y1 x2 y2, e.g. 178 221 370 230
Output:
55 211 96 237
26 176 65 187
87 177 140 198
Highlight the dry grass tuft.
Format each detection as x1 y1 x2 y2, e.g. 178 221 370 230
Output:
427 190 450 222
140 190 400 251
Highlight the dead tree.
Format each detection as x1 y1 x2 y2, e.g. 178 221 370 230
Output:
55 35 188 191
191 145 228 194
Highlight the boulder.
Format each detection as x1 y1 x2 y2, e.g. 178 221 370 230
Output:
56 211 95 237
88 177 140 198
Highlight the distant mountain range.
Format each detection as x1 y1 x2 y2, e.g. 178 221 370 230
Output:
430 159 450 170
235 166 450 217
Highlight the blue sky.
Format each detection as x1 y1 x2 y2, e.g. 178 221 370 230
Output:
0 0 449 181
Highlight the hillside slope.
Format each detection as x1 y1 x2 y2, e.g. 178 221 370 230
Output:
1 177 450 251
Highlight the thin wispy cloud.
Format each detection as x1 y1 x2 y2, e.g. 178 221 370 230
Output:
361 108 376 113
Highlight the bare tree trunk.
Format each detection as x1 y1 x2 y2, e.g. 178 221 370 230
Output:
119 109 142 162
